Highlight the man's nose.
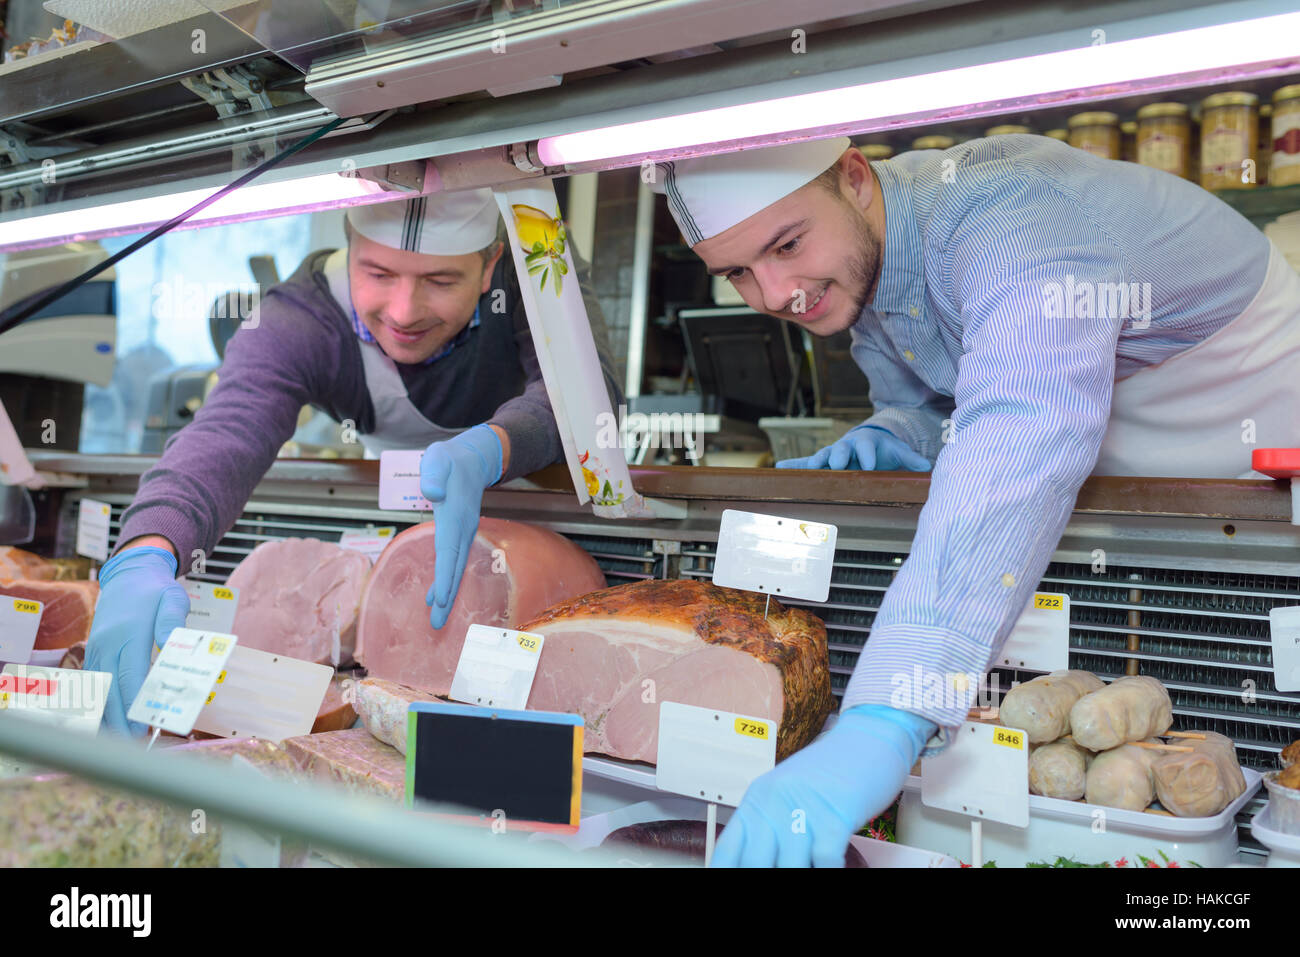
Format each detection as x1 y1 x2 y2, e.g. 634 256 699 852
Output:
384 282 421 325
752 263 796 315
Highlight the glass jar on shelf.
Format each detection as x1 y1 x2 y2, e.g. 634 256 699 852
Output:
985 124 1034 136
1200 91 1258 190
1271 84 1300 187
1068 111 1121 159
1136 102 1192 179
858 143 894 161
910 134 955 151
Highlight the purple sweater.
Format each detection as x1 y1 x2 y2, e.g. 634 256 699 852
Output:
118 248 620 566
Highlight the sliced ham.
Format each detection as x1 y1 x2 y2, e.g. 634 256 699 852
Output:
225 538 372 666
354 518 607 693
0 546 56 581
519 579 834 764
280 728 406 801
311 674 359 733
0 579 98 649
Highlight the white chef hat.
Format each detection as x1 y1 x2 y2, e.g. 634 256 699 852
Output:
652 137 852 247
345 189 500 255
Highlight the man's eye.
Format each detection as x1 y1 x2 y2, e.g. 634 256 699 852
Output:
369 272 392 281
778 236 800 254
425 279 455 288
726 268 746 281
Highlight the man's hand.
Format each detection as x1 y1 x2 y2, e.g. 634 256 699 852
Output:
86 544 191 736
710 704 935 867
776 425 931 471
421 424 504 629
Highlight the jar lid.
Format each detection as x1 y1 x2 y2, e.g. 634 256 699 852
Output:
1068 111 1119 128
1120 120 1137 134
985 124 1034 136
858 144 893 159
1137 102 1189 120
1274 84 1300 104
1202 91 1258 109
1044 128 1069 141
911 135 955 150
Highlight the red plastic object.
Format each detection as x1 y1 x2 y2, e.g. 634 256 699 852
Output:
1252 448 1300 478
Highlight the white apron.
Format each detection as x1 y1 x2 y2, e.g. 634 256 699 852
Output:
1093 241 1300 479
322 249 466 458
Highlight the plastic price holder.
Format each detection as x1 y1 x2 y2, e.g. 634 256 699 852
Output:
922 721 1029 865
997 592 1070 672
194 644 332 740
1269 606 1300 693
405 700 582 833
1253 448 1300 523
219 755 284 868
338 526 397 562
0 664 112 777
182 579 240 633
0 595 42 664
378 449 431 511
449 624 545 711
127 628 238 735
75 498 111 562
711 509 837 603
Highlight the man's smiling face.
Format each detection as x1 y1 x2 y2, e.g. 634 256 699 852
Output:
348 229 502 364
693 149 884 337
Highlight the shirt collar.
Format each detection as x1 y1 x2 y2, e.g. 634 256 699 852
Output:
864 159 927 319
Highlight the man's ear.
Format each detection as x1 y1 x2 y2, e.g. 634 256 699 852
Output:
480 241 505 294
841 149 875 213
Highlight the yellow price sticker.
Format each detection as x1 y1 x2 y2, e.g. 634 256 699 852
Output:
100 505 110 516
798 522 829 543
992 727 1025 750
12 599 40 614
377 528 393 537
216 670 227 685
208 637 231 655
0 692 8 707
516 633 540 653
213 587 234 600
735 718 770 740
205 691 216 705
1033 594 1064 611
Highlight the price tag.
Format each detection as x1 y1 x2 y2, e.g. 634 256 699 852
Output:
0 664 111 734
182 580 240 633
75 498 112 562
126 628 237 735
338 526 397 562
0 596 42 664
1269 606 1300 693
711 509 837 602
219 755 283 868
194 644 332 740
378 450 431 511
921 721 1029 828
655 701 777 807
449 625 545 710
997 592 1070 672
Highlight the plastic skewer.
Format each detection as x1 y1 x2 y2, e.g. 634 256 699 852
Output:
146 727 160 751
704 802 718 867
763 594 770 620
970 819 982 867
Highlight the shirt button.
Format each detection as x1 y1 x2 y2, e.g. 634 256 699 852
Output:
903 349 916 361
1001 573 1016 587
909 306 920 317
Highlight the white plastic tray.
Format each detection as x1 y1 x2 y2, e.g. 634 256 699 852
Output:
899 769 1261 867
1249 805 1300 867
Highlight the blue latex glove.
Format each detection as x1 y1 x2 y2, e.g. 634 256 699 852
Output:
711 703 936 868
421 424 503 629
776 425 931 471
85 546 191 737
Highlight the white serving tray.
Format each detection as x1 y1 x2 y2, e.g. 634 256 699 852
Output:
1249 804 1300 867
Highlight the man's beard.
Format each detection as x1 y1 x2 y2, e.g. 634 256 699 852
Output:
845 203 883 324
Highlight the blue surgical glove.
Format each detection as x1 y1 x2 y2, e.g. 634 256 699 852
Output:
711 703 936 868
421 424 503 629
776 424 931 471
86 546 191 737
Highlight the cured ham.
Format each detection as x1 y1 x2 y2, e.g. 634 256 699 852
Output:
0 579 98 650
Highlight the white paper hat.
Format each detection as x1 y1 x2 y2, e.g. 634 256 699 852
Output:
346 189 500 255
652 137 852 247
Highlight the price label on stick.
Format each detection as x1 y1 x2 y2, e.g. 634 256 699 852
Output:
75 498 111 562
0 596 42 664
449 625 545 710
378 450 431 511
183 580 240 632
0 664 111 734
921 721 1029 828
655 701 777 807
711 509 837 603
1269 606 1300 693
127 628 237 735
997 592 1069 672
338 526 397 562
194 645 332 740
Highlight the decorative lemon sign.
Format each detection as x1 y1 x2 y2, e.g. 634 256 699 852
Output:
512 204 569 294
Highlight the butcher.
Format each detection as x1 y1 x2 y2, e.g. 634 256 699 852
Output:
653 135 1300 866
88 190 620 734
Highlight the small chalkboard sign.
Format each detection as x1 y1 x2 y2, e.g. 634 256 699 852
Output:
405 701 583 833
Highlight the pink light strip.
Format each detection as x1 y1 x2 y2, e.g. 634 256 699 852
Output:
0 174 388 252
538 10 1300 166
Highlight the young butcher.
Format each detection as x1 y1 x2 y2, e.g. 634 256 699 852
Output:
655 135 1300 867
88 190 620 734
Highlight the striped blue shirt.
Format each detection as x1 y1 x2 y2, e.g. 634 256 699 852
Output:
839 135 1270 746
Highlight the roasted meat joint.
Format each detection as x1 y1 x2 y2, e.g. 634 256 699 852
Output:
1 0 1298 894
